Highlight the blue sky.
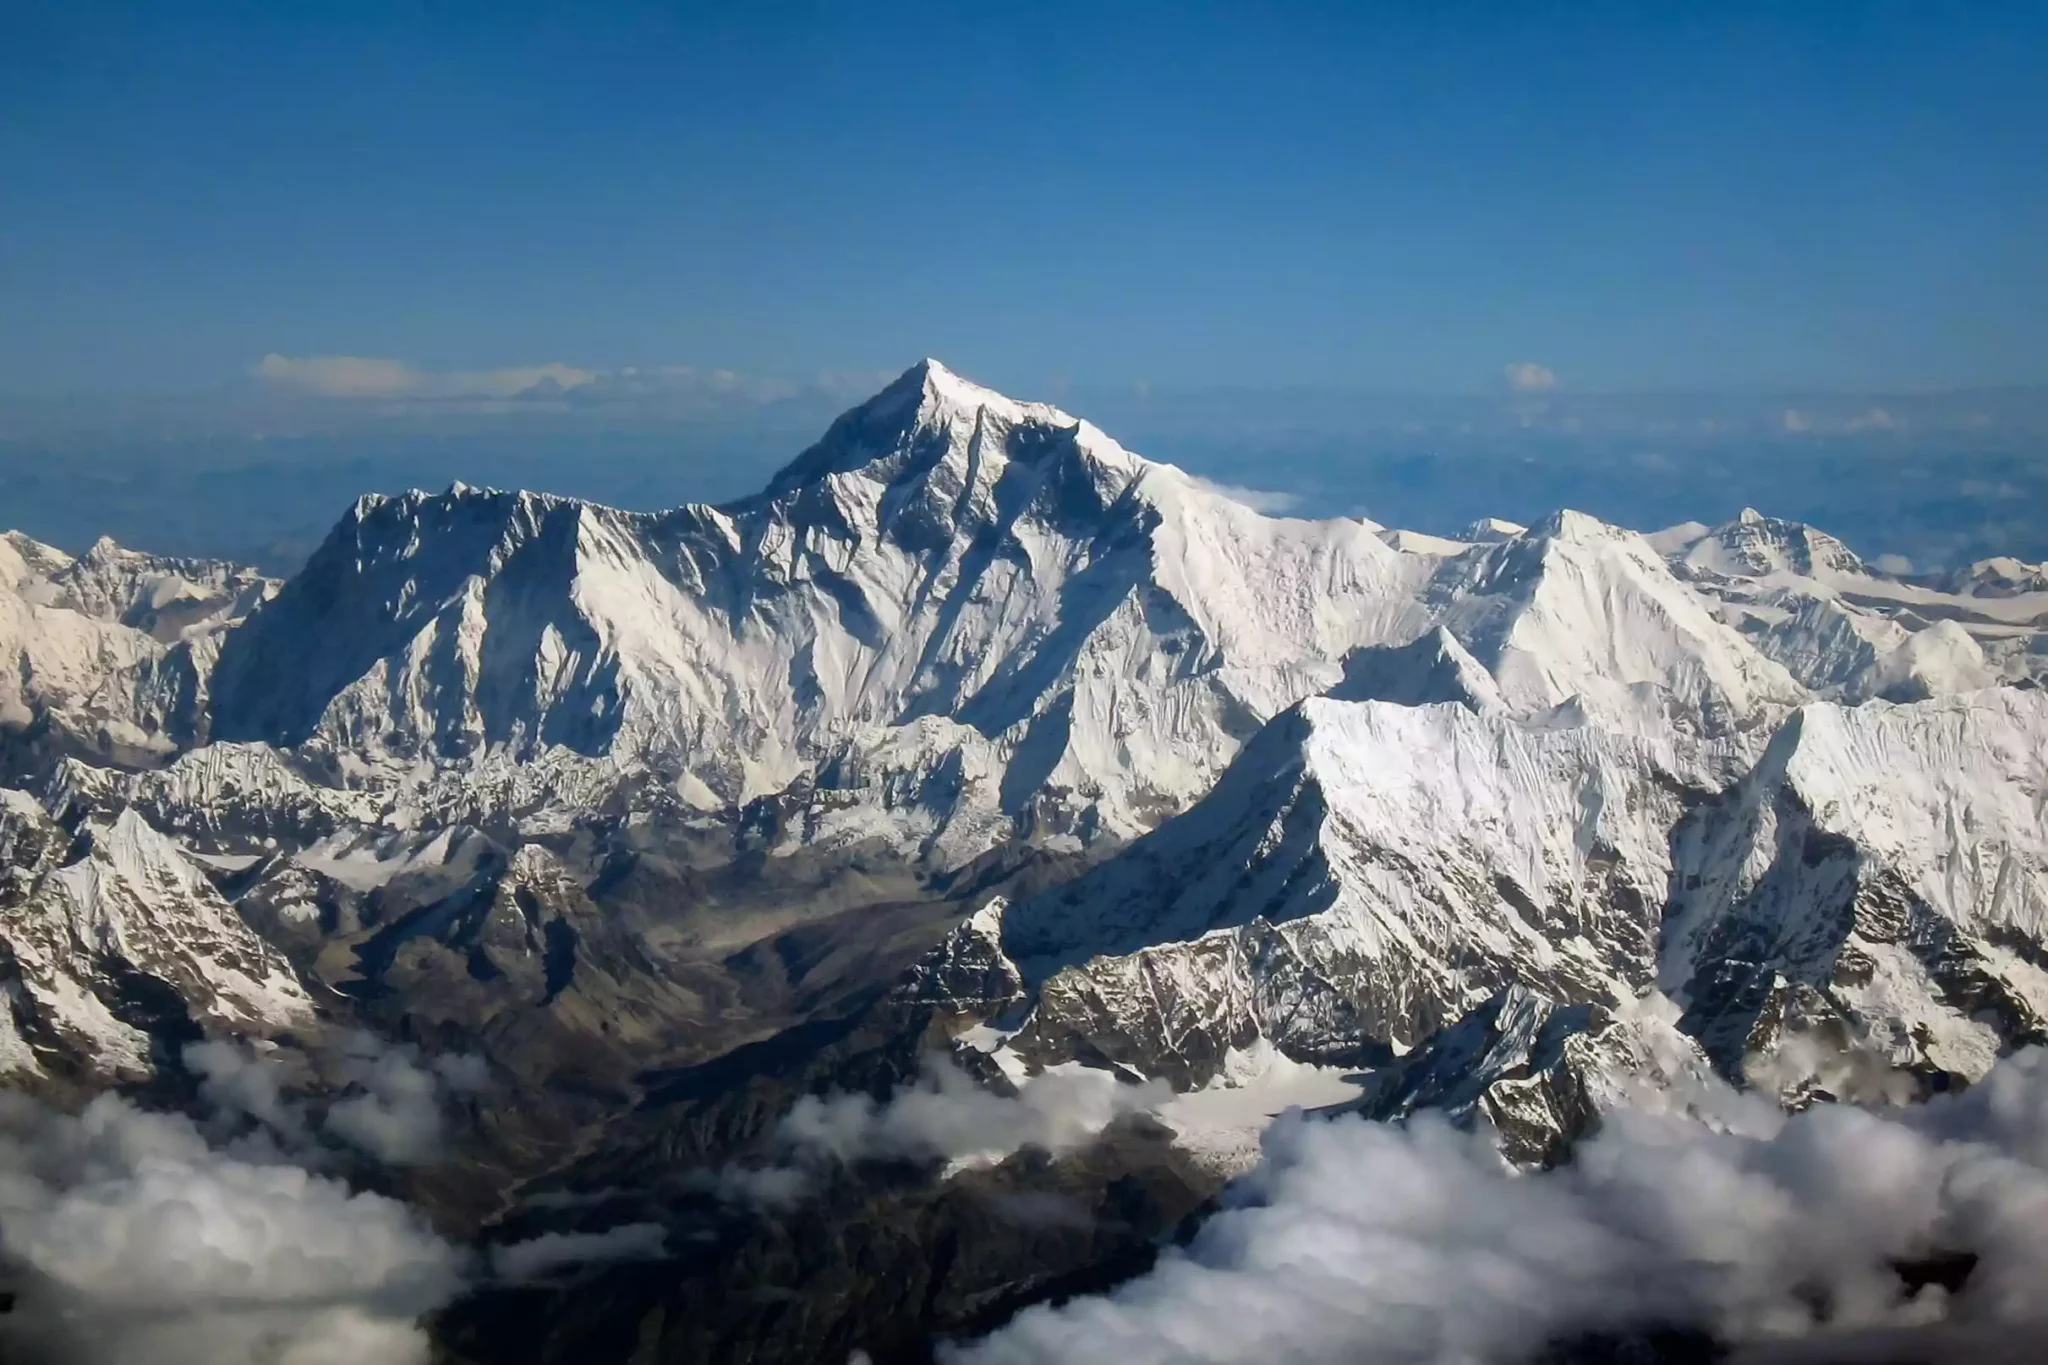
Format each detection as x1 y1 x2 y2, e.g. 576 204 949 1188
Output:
5 1 2045 401
4 4 2046 572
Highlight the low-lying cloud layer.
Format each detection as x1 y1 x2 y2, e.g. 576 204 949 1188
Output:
952 1050 2048 1365
0 1039 666 1364
187 1032 484 1166
0 1091 466 1365
254 353 596 401
489 1223 669 1284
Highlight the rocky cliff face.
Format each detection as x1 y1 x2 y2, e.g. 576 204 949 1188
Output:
1 361 2045 1364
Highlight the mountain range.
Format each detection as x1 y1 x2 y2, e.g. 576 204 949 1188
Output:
2 359 2045 1363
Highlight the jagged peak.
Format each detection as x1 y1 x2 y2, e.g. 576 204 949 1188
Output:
1691 507 1866 578
757 359 1151 502
1460 517 1527 542
348 483 590 526
1524 508 1633 545
1 529 77 578
907 357 1070 426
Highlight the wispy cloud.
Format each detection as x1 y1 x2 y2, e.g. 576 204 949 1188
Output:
1190 477 1307 516
250 354 900 416
1778 405 1908 437
255 353 597 401
489 1224 669 1283
707 1058 1166 1208
1504 360 1558 392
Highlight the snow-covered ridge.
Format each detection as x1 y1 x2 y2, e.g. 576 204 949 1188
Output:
926 683 2048 1155
5 358 2045 1148
1664 508 2048 701
0 531 273 759
180 360 1862 852
0 794 309 1082
200 359 1438 839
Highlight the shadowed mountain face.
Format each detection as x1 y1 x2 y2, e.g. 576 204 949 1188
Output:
2 361 2047 1365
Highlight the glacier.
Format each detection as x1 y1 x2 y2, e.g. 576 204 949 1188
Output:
0 356 2044 1186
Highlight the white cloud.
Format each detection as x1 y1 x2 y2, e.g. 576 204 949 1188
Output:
185 1034 484 1167
1189 477 1307 516
1504 361 1558 393
0 1037 704 1360
712 1059 1167 1207
254 353 596 401
321 1033 485 1166
1849 406 1901 432
489 1223 669 1283
249 354 900 417
951 1048 2048 1365
254 354 422 398
781 1061 1166 1168
0 1090 467 1365
1781 408 1812 433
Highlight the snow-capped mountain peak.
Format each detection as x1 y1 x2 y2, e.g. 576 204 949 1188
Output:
758 358 1144 506
1680 507 1869 580
5 357 2048 1231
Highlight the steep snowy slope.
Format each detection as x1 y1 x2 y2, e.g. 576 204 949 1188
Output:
1340 986 1719 1163
914 685 2047 1159
1421 511 1807 774
1664 687 2048 1082
928 696 1691 1088
0 532 272 762
0 792 310 1083
31 535 276 641
1665 509 2047 699
6 360 2043 1195
208 360 1432 841
183 364 1834 871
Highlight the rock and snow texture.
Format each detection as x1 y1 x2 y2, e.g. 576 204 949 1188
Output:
174 361 1833 861
967 697 1691 1089
1665 507 2048 701
0 792 310 1082
203 360 1433 843
0 532 273 759
921 685 2048 1160
1663 688 2048 1083
1 358 2044 1162
1337 986 1721 1164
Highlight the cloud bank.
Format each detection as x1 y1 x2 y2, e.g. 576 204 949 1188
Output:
0 1091 467 1365
951 1049 2048 1365
0 1038 670 1363
187 1033 484 1166
712 1059 1168 1206
489 1223 669 1284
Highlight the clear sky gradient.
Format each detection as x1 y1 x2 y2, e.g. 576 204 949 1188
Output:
6 1 2046 399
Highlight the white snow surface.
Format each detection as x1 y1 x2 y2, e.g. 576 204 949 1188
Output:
5 359 2046 1132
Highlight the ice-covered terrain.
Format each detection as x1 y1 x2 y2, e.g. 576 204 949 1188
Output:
1662 508 2048 700
2 357 2044 1210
